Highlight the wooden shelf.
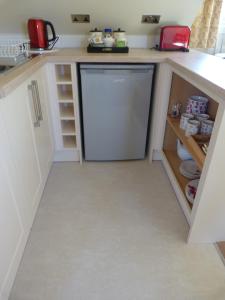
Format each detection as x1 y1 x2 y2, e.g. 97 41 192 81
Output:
167 116 205 170
59 103 75 120
63 136 76 148
57 85 73 101
61 120 76 135
55 65 72 83
164 149 193 209
58 99 74 104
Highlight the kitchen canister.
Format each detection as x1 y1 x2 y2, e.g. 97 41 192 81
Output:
185 119 200 136
89 28 103 45
186 96 208 115
113 28 127 47
180 113 194 130
200 119 214 135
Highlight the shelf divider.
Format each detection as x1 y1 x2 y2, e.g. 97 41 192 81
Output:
167 116 205 170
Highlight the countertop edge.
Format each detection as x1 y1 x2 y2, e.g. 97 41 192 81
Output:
0 49 225 101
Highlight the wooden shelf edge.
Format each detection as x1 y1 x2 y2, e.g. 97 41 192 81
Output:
56 81 72 85
163 149 193 209
167 116 205 170
161 150 192 225
58 99 74 103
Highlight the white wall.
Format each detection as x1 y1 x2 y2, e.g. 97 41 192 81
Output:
0 0 203 35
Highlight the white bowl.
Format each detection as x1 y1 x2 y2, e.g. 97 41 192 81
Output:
177 139 192 160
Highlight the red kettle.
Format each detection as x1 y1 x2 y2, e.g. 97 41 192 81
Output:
28 19 58 50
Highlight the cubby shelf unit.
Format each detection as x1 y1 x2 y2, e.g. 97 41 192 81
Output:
59 103 75 120
162 73 218 223
52 63 81 159
55 64 72 83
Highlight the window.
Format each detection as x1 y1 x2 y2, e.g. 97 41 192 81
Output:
215 0 225 53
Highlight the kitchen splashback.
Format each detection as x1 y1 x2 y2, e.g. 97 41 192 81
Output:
0 34 158 49
0 0 202 35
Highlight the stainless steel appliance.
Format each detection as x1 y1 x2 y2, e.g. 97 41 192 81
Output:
80 64 154 161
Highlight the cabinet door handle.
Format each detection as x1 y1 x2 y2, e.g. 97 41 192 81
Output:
32 80 43 121
28 84 40 127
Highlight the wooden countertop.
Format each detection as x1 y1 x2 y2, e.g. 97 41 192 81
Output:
0 48 225 99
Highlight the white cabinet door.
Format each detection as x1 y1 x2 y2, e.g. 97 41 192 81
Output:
29 67 54 183
0 111 25 300
0 82 42 229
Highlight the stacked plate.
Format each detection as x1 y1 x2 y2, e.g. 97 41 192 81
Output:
179 160 201 204
185 179 199 204
179 160 201 179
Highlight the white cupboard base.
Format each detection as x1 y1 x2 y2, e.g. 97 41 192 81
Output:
54 149 80 162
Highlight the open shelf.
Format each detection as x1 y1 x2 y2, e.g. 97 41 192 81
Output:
167 116 205 170
162 73 220 213
57 84 73 101
61 120 76 135
164 149 192 209
55 64 72 83
59 103 75 120
63 135 77 148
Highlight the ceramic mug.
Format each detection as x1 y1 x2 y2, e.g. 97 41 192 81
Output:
195 113 209 123
200 120 214 135
185 119 200 136
180 113 194 130
186 96 208 115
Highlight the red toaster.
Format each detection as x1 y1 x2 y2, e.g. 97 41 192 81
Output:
159 25 191 52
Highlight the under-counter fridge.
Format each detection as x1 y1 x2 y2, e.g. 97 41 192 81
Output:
80 64 154 161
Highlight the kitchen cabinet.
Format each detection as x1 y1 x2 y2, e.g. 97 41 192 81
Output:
0 66 53 300
47 63 82 162
0 81 42 229
150 63 225 243
28 67 54 183
0 121 25 300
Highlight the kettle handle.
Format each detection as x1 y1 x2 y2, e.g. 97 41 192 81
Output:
45 21 56 42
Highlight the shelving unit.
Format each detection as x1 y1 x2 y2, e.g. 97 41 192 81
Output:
59 103 75 120
55 64 72 83
164 149 192 209
52 64 80 157
63 136 77 148
61 120 76 135
57 85 73 101
166 116 205 170
163 73 219 216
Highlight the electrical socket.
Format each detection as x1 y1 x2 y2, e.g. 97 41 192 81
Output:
141 15 161 24
71 14 90 23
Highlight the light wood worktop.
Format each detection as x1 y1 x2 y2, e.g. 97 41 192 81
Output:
0 48 225 99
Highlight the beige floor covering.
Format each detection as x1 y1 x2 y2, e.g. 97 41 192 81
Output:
10 161 225 300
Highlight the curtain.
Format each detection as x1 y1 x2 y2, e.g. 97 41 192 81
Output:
190 0 223 48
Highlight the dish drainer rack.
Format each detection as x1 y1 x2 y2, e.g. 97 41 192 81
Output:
0 40 30 66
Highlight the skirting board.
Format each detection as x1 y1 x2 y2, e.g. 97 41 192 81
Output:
151 150 162 161
54 149 80 162
161 150 192 225
215 243 225 266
